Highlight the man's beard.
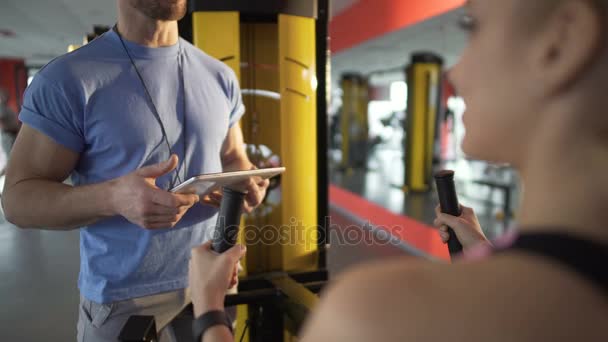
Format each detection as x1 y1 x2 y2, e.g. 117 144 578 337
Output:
133 0 187 20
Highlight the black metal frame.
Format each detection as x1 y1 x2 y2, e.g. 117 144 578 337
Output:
119 270 328 342
178 10 193 43
316 0 330 269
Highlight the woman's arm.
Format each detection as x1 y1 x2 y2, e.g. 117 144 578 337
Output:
189 242 246 342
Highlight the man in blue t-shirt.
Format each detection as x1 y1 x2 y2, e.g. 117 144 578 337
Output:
1 0 269 341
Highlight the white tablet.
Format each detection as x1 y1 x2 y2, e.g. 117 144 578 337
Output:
170 167 286 196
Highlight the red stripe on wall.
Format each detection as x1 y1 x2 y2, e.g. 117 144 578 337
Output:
330 184 450 260
0 59 27 113
330 0 466 54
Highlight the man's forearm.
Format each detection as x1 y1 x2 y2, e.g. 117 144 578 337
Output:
221 143 252 172
221 124 253 171
2 179 116 230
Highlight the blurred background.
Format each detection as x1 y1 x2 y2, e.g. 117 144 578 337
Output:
0 1 521 340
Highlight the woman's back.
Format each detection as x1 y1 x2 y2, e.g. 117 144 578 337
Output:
302 242 607 341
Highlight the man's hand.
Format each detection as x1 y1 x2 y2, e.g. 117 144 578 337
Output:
189 242 247 317
241 174 270 213
110 155 200 229
211 123 271 214
201 173 270 214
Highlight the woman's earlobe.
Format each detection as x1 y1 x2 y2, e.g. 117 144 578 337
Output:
536 0 604 93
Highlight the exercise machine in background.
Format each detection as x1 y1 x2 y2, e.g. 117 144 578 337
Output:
339 73 369 170
404 52 444 193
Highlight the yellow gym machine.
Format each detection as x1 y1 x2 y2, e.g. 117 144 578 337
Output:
339 73 369 170
404 52 444 192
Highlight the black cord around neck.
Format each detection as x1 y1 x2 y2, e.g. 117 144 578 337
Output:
113 25 187 188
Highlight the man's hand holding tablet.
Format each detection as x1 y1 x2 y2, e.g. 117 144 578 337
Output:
171 167 285 213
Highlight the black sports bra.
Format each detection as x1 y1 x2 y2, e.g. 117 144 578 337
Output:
504 233 608 294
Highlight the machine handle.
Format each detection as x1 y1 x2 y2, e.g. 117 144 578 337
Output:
434 170 464 256
212 187 246 253
118 315 157 342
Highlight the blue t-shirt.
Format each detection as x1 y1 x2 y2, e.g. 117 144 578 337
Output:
19 30 245 303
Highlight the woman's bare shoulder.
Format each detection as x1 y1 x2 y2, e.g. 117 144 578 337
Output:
300 254 607 342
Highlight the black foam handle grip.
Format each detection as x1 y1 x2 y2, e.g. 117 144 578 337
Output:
212 187 246 253
434 170 464 256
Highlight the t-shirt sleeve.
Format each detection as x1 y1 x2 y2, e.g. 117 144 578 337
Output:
19 73 85 153
226 68 246 128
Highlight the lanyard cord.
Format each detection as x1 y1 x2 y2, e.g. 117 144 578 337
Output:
114 25 187 189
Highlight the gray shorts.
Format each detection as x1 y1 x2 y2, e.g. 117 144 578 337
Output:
76 287 237 342
76 288 191 342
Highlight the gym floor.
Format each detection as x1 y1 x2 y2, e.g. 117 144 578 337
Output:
330 147 517 241
0 220 80 341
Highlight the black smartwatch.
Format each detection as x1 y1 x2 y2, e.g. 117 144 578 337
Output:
192 310 233 341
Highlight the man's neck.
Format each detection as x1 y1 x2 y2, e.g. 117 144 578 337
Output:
116 5 178 47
